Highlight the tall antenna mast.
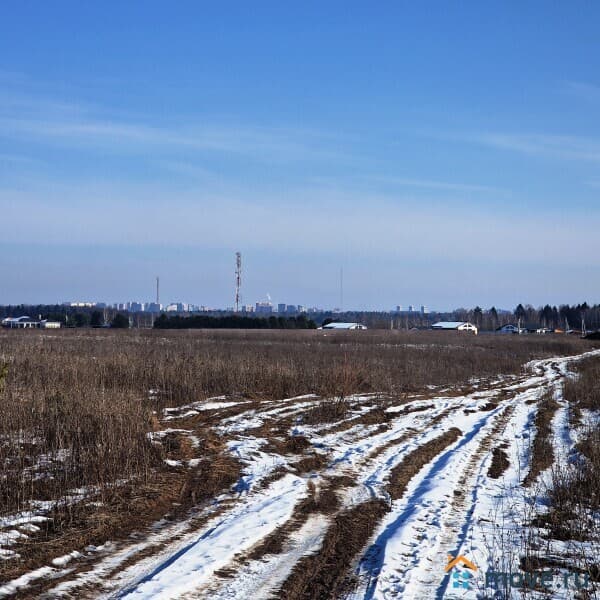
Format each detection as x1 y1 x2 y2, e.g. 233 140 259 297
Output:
235 252 242 312
156 276 160 306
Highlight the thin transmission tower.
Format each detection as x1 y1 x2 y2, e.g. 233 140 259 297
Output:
235 252 242 312
340 266 343 312
156 276 160 306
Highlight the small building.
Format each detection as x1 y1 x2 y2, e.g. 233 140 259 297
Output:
320 322 368 330
1 316 40 329
431 321 478 335
1 316 61 329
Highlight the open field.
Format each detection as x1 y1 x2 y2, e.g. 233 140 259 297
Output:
1 329 599 598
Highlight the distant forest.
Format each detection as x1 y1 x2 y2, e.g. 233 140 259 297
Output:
451 303 597 332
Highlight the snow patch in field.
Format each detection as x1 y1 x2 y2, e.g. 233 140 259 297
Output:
163 397 247 420
0 565 70 598
51 550 82 567
227 437 290 492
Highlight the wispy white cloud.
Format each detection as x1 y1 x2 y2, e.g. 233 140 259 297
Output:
0 114 348 163
564 80 600 103
467 132 600 163
0 153 39 165
358 175 503 194
0 85 354 165
305 174 507 200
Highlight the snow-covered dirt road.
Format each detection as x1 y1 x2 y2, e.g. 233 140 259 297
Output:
6 349 599 599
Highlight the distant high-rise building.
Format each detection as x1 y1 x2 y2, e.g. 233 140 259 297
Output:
166 302 186 312
421 305 429 315
408 305 414 313
277 303 287 313
297 305 306 313
396 305 402 313
255 301 273 314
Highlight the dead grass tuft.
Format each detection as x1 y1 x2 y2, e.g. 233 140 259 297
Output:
279 499 389 599
388 427 463 500
523 393 558 487
488 446 510 479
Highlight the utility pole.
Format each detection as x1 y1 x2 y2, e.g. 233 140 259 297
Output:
235 252 242 313
340 266 344 313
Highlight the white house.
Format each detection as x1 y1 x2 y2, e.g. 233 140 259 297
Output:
40 320 62 329
431 321 478 335
320 322 368 330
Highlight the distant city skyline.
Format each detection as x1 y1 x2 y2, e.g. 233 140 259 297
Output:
2 3 600 309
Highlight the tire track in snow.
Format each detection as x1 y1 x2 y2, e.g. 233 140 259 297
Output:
355 406 509 599
352 357 576 600
173 366 552 599
188 392 503 599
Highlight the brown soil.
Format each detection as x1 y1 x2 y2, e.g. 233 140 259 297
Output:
488 446 510 479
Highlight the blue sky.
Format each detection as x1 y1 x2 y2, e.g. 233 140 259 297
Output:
1 2 600 310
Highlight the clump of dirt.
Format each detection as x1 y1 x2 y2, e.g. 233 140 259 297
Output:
179 453 241 505
265 434 312 455
304 399 351 425
488 446 510 479
294 453 329 475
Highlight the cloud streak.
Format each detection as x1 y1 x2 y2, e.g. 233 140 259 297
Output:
1 181 597 267
564 80 600 103
465 132 600 163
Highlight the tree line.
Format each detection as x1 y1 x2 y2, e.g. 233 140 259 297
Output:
1 303 599 331
153 314 317 329
452 303 599 331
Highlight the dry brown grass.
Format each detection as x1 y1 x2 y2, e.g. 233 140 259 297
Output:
565 357 600 426
522 392 558 487
279 499 389 600
0 328 593 586
387 427 463 500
